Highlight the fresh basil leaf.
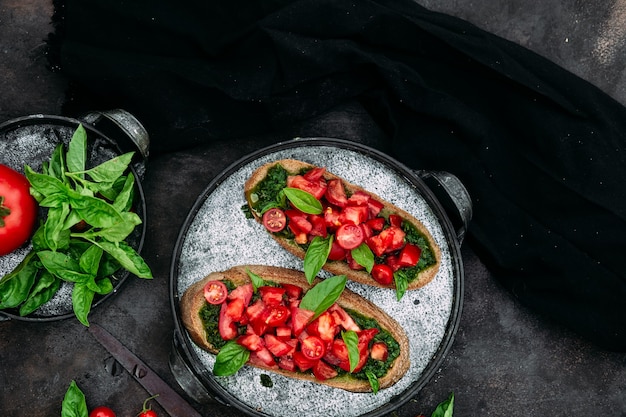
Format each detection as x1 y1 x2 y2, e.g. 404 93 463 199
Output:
19 271 61 316
0 253 38 309
48 143 68 183
283 187 323 214
38 192 69 208
365 370 380 395
394 270 409 301
38 251 92 283
246 269 265 292
213 340 250 376
79 152 134 183
299 275 346 318
85 212 141 243
43 202 71 251
0 250 37 285
342 330 360 373
112 173 135 212
68 191 125 228
94 277 113 295
431 392 455 417
72 282 95 327
95 240 153 279
351 243 374 273
66 124 87 177
61 380 88 417
25 165 69 197
303 235 333 284
79 245 103 277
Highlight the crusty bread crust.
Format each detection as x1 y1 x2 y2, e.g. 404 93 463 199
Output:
244 159 441 290
180 265 411 392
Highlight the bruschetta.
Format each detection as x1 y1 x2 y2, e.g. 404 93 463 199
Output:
180 265 410 392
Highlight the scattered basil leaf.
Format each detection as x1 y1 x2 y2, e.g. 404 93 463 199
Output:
19 271 61 316
394 270 409 301
112 173 135 212
365 370 380 395
342 330 360 373
303 235 333 284
431 392 454 417
72 283 95 326
61 380 88 417
283 187 322 214
351 243 374 273
299 275 346 318
66 124 87 177
246 269 266 292
213 340 251 376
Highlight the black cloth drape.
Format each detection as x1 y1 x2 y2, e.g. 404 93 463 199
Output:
48 0 626 350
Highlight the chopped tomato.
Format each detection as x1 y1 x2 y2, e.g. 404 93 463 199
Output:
360 222 373 239
367 198 384 218
275 326 292 340
264 334 293 357
303 167 326 182
281 283 302 301
204 280 228 305
385 254 402 271
225 298 245 321
370 342 389 361
328 303 360 331
366 226 405 256
218 302 238 340
327 239 347 261
262 208 287 232
371 264 394 286
325 179 348 207
324 206 342 230
249 347 277 368
238 333 264 351
308 214 327 238
291 307 315 336
366 217 386 232
388 214 403 228
342 205 368 225
278 357 297 372
259 286 286 306
398 243 421 267
265 305 290 327
228 283 253 306
306 311 338 343
293 351 316 372
335 223 364 250
285 209 313 234
347 190 370 206
312 359 338 380
301 335 326 360
287 175 327 200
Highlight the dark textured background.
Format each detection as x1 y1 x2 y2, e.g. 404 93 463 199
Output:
1 0 626 416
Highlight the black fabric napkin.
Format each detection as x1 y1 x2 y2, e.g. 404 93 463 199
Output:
48 0 626 350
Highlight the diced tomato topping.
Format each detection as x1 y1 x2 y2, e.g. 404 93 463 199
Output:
325 179 348 207
360 222 373 239
218 302 238 340
264 334 294 357
247 299 270 335
367 198 384 218
342 205 368 225
388 214 403 228
306 311 338 343
286 209 313 235
259 286 286 306
275 326 292 340
327 239 347 261
367 226 405 256
335 223 364 250
278 357 297 372
287 175 327 200
385 254 402 271
293 351 317 372
301 335 326 360
371 264 394 286
370 342 389 361
281 283 302 301
324 206 342 230
265 305 290 327
313 359 338 380
290 307 315 336
225 298 245 321
328 303 360 332
352 328 379 373
249 347 277 368
398 243 421 267
366 217 386 232
228 283 253 306
303 167 326 182
308 214 328 238
347 190 370 206
238 333 264 351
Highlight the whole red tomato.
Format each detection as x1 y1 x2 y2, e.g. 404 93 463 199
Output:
88 406 116 417
0 164 37 255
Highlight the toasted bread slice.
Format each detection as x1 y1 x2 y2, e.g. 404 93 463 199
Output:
180 265 410 392
244 159 441 290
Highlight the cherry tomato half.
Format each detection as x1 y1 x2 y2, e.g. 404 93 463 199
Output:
89 406 116 417
301 335 326 360
0 164 37 256
204 280 228 304
262 208 287 232
335 223 364 250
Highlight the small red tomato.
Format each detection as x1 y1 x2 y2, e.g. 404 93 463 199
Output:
262 207 287 232
138 394 159 417
203 280 228 304
0 164 38 256
89 406 116 417
371 264 394 285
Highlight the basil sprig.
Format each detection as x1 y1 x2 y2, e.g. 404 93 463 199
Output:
350 243 374 273
0 124 152 325
342 330 359 373
61 380 88 417
246 269 266 292
213 340 251 376
432 392 455 417
303 235 333 284
299 274 346 318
